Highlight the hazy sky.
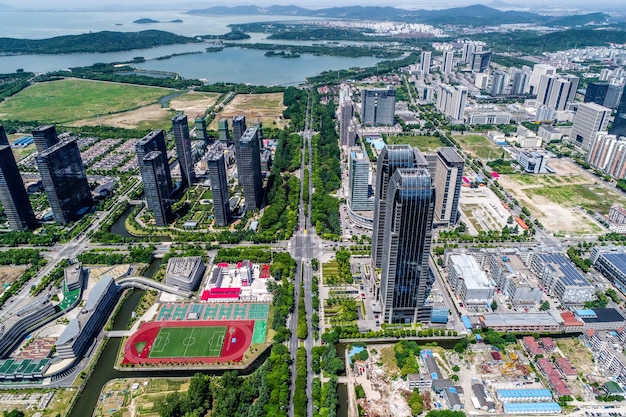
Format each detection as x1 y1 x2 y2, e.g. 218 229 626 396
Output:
0 0 621 11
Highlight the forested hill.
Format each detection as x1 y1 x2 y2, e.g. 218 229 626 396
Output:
0 30 200 54
188 4 613 27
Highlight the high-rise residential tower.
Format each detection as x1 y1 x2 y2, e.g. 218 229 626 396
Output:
361 87 396 126
470 51 491 73
611 88 626 139
528 64 556 95
238 126 263 210
194 114 208 142
432 148 464 226
136 130 173 195
340 101 355 147
371 145 428 269
570 102 611 151
436 84 467 122
378 167 435 324
0 145 37 230
218 119 231 144
139 151 173 226
207 150 231 227
349 149 373 212
420 51 432 75
32 125 59 153
36 138 93 224
442 51 454 74
171 115 196 188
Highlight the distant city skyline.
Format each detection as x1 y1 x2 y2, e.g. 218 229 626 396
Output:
0 0 623 12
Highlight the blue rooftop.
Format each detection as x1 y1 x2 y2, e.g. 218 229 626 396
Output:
575 309 597 318
461 315 472 330
603 253 626 274
497 389 553 399
537 253 590 287
503 402 561 413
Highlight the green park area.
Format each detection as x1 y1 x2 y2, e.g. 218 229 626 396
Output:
454 134 503 160
389 134 447 152
0 79 172 123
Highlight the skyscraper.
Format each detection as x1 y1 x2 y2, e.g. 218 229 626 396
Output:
218 119 231 144
371 145 428 269
207 150 231 227
0 126 8 146
610 88 626 139
232 115 247 181
139 151 173 226
378 167 435 324
584 82 624 109
0 145 37 230
490 71 508 96
588 133 626 179
470 51 491 73
349 149 373 212
536 74 579 111
442 51 454 74
570 102 611 151
361 87 396 126
194 114 208 142
420 51 432 75
171 115 196 188
528 64 556 95
136 130 173 196
436 84 467 122
32 125 59 153
510 68 530 96
36 138 93 224
238 126 263 210
340 101 355 147
432 148 464 226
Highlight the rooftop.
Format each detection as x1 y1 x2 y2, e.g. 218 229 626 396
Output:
497 389 553 399
481 312 560 327
503 403 561 413
578 308 626 324
536 253 591 288
450 254 492 290
602 253 626 274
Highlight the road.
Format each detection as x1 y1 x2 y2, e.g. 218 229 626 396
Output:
288 89 318 417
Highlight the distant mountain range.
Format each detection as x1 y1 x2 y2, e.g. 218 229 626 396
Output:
188 4 614 26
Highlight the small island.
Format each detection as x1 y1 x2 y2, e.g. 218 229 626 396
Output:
134 18 184 24
264 50 301 58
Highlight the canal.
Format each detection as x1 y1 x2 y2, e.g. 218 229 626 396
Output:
70 259 268 417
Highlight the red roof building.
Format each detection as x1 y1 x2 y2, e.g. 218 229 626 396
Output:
555 358 577 380
522 336 544 356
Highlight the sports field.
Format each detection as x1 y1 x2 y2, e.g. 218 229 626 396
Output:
148 326 226 359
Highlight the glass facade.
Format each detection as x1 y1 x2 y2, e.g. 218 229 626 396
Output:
207 151 231 227
361 87 396 126
140 151 172 226
0 146 37 230
238 126 263 210
379 168 435 323
136 130 173 195
32 125 59 153
172 115 196 188
36 138 93 224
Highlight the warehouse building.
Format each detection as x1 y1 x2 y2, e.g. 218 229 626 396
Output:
165 257 206 292
529 253 594 308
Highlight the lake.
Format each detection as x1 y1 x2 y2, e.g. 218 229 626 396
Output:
0 10 392 85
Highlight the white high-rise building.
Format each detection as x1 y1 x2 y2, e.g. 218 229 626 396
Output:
570 102 611 151
420 51 432 75
528 64 556 95
443 51 454 74
536 74 579 111
436 84 467 122
349 149 373 211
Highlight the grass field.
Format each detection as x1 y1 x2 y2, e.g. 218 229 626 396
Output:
148 326 226 359
322 261 339 285
389 135 447 151
526 183 622 214
0 79 172 123
454 134 503 160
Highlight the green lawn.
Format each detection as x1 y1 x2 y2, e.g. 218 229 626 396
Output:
526 184 625 214
454 134 503 159
0 79 173 123
149 326 226 359
389 135 446 151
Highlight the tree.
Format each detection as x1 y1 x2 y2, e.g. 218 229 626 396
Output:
491 300 498 311
408 390 424 416
540 300 550 311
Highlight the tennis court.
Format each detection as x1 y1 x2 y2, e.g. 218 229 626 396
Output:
148 326 226 359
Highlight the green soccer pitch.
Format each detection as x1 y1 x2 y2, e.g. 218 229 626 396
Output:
148 326 226 359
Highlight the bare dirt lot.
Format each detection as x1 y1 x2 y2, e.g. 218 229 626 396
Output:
212 93 287 129
168 91 219 119
0 266 26 288
70 104 174 131
498 158 625 235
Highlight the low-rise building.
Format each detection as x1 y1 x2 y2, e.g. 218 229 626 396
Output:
165 257 206 292
466 111 511 125
471 382 496 412
555 357 577 380
529 253 594 308
55 275 119 359
591 246 626 293
443 387 463 411
447 253 494 311
517 151 548 173
477 313 561 333
522 336 544 356
496 389 553 403
489 254 543 309
575 308 626 330
538 125 563 142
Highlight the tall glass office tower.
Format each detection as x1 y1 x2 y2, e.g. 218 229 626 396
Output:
378 168 435 324
172 115 196 188
238 126 262 210
206 150 230 227
136 130 173 195
0 145 37 230
139 151 173 226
